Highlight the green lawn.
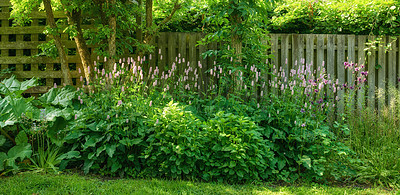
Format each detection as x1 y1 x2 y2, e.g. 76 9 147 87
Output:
0 172 396 195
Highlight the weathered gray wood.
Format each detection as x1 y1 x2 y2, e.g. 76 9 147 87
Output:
387 36 397 108
280 34 289 74
292 34 299 66
298 34 305 66
270 34 278 68
316 34 325 76
157 32 167 71
357 36 366 110
306 34 314 73
337 35 345 113
167 32 177 69
347 35 355 108
347 35 355 86
188 32 197 73
367 36 376 110
327 35 335 93
377 36 386 111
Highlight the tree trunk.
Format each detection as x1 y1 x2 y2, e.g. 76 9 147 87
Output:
144 0 153 44
43 0 72 86
106 0 117 71
230 12 243 90
65 9 93 88
136 0 143 43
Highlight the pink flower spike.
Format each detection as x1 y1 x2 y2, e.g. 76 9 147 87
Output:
155 119 159 125
149 101 152 107
80 99 83 104
78 68 81 74
118 100 122 106
107 115 110 120
54 83 57 88
126 119 129 123
74 114 78 120
121 86 124 92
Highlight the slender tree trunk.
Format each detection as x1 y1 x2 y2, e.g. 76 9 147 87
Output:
65 9 93 88
136 0 143 43
230 12 243 90
106 0 117 71
145 0 153 44
43 0 72 86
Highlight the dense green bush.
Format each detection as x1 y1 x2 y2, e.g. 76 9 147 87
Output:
159 0 400 36
269 0 400 35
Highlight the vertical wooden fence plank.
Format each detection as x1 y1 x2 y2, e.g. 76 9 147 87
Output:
316 34 325 76
337 35 345 114
347 35 356 108
292 34 299 67
188 33 197 75
377 36 386 111
271 34 278 68
280 34 289 75
167 32 177 69
388 36 397 108
298 34 305 66
367 36 376 110
306 34 314 73
357 36 366 110
198 33 206 93
178 32 187 76
158 32 167 72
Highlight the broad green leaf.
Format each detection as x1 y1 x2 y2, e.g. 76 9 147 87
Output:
0 152 7 171
82 135 104 150
0 135 6 146
15 131 28 145
111 161 121 172
83 159 94 174
119 138 142 146
106 144 117 158
39 85 77 107
0 76 38 96
7 143 32 161
57 151 81 161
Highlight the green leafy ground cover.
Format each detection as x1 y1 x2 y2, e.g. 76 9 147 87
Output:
0 172 395 195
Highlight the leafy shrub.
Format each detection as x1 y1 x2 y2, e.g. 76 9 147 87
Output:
199 111 274 183
142 101 202 179
269 0 400 35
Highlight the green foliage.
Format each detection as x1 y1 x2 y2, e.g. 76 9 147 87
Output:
199 111 274 182
344 86 400 188
0 131 32 173
269 0 400 35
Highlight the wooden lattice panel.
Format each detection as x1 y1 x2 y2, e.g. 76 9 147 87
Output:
0 1 87 94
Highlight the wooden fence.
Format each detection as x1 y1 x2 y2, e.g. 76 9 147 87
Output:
1 1 400 111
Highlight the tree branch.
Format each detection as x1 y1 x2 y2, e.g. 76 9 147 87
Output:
155 0 181 32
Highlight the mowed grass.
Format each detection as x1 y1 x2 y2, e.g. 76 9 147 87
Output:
0 172 396 195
